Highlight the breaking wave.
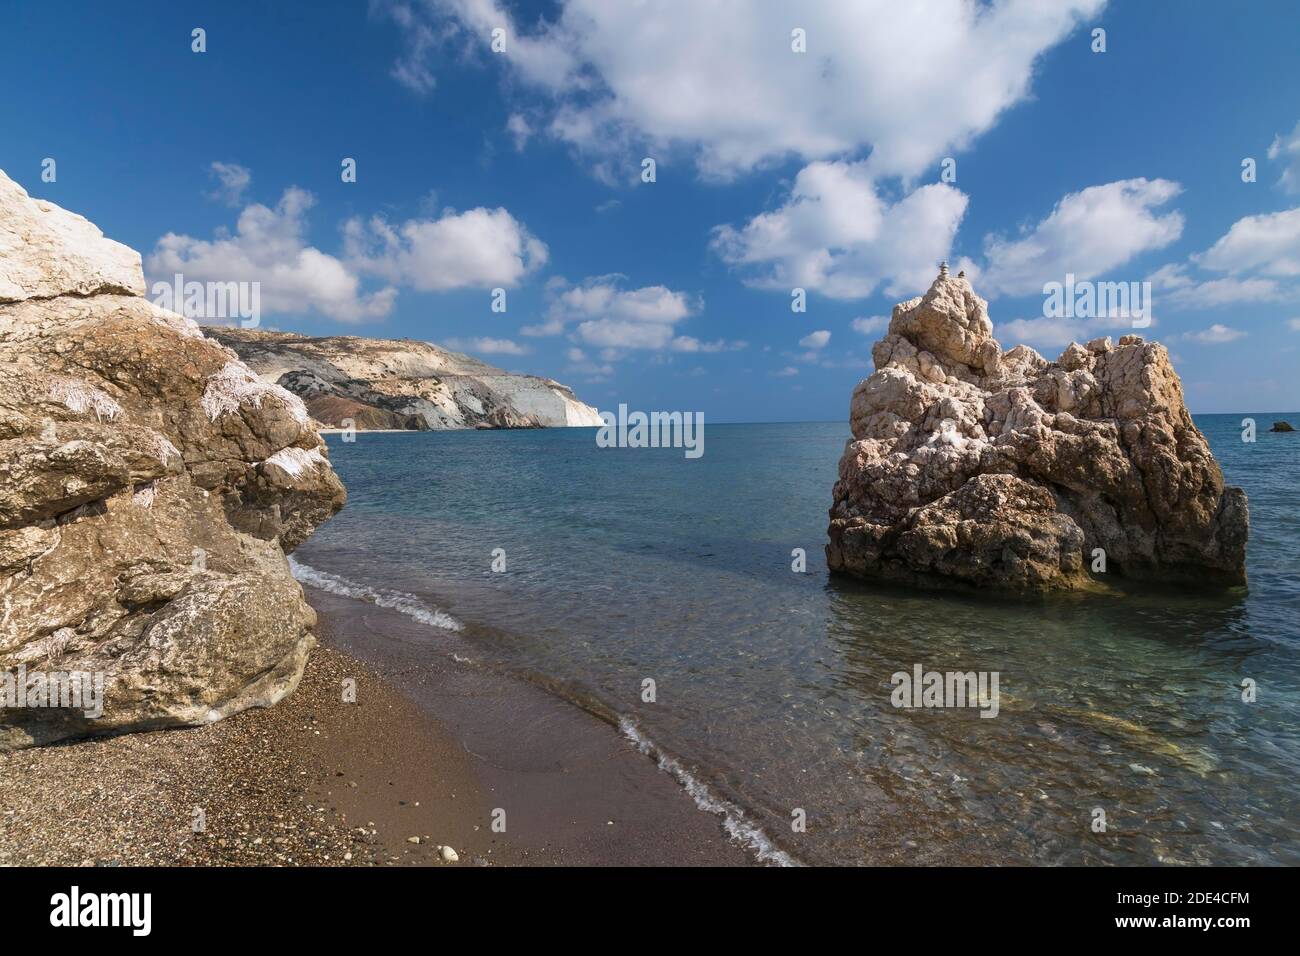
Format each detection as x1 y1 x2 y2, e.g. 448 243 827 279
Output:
288 556 463 632
619 717 800 867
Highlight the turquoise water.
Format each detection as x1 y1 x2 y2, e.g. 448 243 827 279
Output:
295 414 1300 865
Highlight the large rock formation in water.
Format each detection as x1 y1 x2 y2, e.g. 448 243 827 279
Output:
827 267 1248 593
0 169 345 748
206 327 603 431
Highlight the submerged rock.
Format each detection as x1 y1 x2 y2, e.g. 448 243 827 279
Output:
827 268 1248 593
0 169 345 748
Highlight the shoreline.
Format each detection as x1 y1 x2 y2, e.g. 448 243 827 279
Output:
0 589 757 867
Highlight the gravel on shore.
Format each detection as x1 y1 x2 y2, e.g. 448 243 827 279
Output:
0 646 467 867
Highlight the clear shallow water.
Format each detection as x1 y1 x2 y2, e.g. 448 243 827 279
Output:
296 415 1300 866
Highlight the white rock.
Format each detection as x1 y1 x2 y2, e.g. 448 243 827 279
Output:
0 169 146 303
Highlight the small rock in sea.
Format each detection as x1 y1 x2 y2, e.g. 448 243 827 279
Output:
1270 420 1295 432
439 845 459 863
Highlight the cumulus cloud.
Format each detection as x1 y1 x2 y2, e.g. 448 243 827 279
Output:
344 206 548 292
522 275 700 352
1144 206 1300 314
1195 207 1300 277
670 336 747 353
981 179 1185 296
207 162 251 207
562 348 615 382
1148 263 1283 310
506 113 533 151
799 330 831 349
994 314 1145 351
1268 120 1300 194
711 161 969 299
1182 324 1247 344
851 315 889 335
148 188 397 323
443 336 529 355
377 0 1103 182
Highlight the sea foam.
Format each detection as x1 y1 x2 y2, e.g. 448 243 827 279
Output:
618 716 799 867
288 556 463 632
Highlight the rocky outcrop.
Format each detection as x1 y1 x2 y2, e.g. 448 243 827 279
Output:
827 266 1248 593
206 328 602 431
1270 421 1294 433
0 169 345 749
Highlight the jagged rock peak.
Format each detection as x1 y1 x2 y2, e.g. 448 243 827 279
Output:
828 268 1248 593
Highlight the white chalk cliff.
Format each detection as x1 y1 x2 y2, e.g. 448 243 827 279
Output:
206 328 603 431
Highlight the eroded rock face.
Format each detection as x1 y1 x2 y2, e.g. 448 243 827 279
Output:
205 327 603 430
827 268 1248 593
0 169 345 748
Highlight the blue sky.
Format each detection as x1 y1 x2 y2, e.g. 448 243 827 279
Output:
3 0 1299 419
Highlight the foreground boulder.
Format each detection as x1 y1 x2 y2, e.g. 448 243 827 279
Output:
0 170 345 748
827 266 1248 593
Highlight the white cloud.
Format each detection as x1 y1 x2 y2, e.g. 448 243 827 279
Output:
576 319 677 350
1288 318 1300 331
443 336 530 355
506 113 533 151
711 160 969 299
995 314 1145 351
1268 120 1300 194
524 276 699 351
981 179 1184 296
207 162 251 207
851 315 889 335
379 0 1103 182
1196 207 1300 277
1148 263 1283 310
1183 324 1247 344
1143 207 1300 314
344 206 548 291
148 188 397 323
799 330 831 349
772 366 799 378
670 336 746 353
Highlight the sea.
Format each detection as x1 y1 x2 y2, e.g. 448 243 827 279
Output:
291 414 1300 866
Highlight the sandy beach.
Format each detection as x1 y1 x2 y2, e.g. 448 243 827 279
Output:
0 590 753 867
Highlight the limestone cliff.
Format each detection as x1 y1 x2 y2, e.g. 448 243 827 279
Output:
206 328 603 431
827 266 1248 593
0 169 345 749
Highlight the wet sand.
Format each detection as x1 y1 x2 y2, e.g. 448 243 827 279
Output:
302 586 755 866
0 589 753 867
